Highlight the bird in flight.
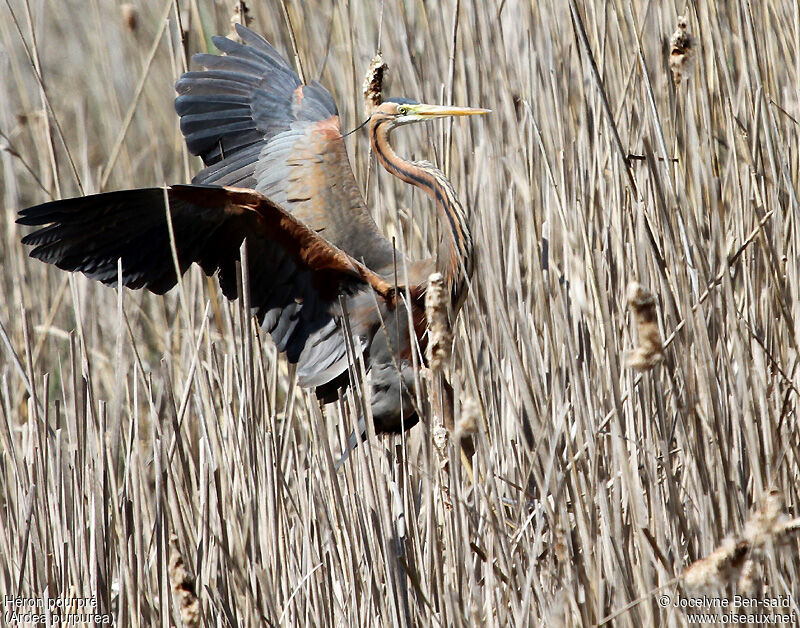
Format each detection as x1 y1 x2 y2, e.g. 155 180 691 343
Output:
18 24 488 457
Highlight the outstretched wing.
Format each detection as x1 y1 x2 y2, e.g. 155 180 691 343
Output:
18 185 394 387
174 24 396 273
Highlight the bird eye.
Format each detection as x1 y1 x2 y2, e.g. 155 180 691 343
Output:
397 105 408 115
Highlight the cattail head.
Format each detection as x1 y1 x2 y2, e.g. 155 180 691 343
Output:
168 535 201 627
669 15 695 86
229 1 252 42
455 397 480 439
683 536 748 590
744 490 783 545
624 281 664 371
121 3 138 33
363 53 388 116
426 272 452 371
737 558 759 596
683 491 800 591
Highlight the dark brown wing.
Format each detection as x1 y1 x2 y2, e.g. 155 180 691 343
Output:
174 25 396 272
18 185 395 387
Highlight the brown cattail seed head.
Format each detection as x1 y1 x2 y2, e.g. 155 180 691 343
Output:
363 53 388 116
425 273 452 371
625 281 664 371
743 490 796 548
229 1 252 41
669 15 694 86
683 491 800 591
683 536 749 590
121 3 138 32
168 535 201 627
737 558 759 597
456 397 480 439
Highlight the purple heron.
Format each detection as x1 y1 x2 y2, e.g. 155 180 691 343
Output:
18 25 488 453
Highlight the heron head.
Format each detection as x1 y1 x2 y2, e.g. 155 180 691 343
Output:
374 97 490 127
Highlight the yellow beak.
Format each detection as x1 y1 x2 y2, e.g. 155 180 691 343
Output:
409 104 491 117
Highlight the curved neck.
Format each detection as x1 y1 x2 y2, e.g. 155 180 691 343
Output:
370 118 474 306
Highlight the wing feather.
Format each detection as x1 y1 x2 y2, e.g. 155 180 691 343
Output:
18 185 393 386
174 24 397 272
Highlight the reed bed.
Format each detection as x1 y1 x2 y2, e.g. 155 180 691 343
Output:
1 1 799 625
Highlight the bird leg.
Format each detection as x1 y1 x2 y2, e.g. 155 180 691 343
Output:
334 416 367 470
